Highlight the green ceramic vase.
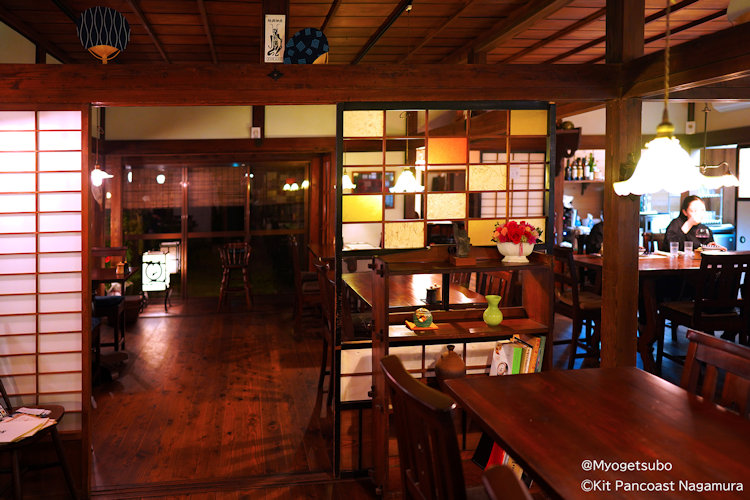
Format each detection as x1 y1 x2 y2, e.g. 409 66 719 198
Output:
482 294 503 326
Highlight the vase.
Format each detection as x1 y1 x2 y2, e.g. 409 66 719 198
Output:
483 294 503 326
496 242 534 263
435 345 466 386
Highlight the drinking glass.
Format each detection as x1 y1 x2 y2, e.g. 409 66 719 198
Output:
670 242 679 256
695 227 710 247
683 241 693 258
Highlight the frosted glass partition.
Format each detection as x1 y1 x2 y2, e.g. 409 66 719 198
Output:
0 110 84 432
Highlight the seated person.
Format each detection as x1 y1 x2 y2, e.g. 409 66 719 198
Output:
662 195 726 251
586 221 603 254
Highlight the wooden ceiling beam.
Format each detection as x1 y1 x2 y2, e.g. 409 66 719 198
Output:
545 0 699 64
666 77 750 100
399 0 480 63
197 0 218 64
0 63 619 105
351 0 413 64
320 0 342 33
555 102 605 118
501 7 605 64
624 22 750 98
105 138 335 156
125 0 170 63
0 3 73 63
443 0 574 64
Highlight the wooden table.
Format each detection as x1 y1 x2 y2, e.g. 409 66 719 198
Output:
574 253 701 372
91 266 139 289
445 367 750 500
342 272 486 310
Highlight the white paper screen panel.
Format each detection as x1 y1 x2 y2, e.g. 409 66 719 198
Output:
0 194 36 212
0 110 83 430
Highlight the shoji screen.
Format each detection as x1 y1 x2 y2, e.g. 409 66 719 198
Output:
0 110 84 432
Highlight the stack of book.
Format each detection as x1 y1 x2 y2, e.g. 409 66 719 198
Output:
0 407 55 443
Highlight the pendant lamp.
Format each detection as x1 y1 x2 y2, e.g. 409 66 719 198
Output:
390 168 423 193
77 6 131 64
613 1 739 196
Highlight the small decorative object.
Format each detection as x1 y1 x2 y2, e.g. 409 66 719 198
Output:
115 262 125 276
483 295 503 327
425 285 440 305
76 6 130 64
284 28 329 64
413 307 433 327
453 221 471 257
435 345 466 386
492 220 543 263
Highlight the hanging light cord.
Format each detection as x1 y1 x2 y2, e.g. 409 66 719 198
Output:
664 0 670 110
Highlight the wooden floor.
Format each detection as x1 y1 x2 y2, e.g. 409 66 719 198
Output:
13 293 686 499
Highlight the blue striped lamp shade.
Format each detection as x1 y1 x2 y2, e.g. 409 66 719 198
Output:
76 6 131 64
284 28 329 64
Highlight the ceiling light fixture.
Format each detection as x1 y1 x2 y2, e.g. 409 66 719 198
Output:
390 167 423 193
341 170 356 191
614 1 739 196
90 109 113 187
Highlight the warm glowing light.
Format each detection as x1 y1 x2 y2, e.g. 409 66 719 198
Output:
156 174 166 184
90 165 113 187
127 171 132 183
390 168 424 193
341 172 356 190
290 182 299 191
105 192 112 199
301 179 310 189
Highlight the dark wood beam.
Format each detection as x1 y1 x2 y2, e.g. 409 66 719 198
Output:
587 9 727 64
501 7 605 64
601 0 643 369
399 0 480 63
444 0 574 64
125 0 170 63
556 101 605 118
351 0 413 65
320 0 342 33
104 138 335 156
50 0 78 23
0 4 73 63
683 125 750 149
667 77 750 100
0 63 619 105
624 21 750 98
197 0 218 64
545 0 699 64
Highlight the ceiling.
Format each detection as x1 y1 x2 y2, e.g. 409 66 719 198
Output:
0 0 737 65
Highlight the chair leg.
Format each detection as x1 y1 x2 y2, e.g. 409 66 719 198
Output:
317 337 328 402
326 340 334 408
568 318 583 369
242 268 252 308
51 427 79 499
217 268 228 312
656 316 666 376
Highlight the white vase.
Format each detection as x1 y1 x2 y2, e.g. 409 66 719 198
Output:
496 242 534 263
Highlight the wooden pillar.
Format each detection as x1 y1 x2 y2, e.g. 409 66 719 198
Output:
107 155 123 247
601 0 643 367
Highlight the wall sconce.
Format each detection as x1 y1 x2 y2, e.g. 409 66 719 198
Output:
156 174 166 184
614 1 739 196
91 164 113 187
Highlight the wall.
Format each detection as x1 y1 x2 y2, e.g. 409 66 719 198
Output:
105 106 254 140
0 22 35 63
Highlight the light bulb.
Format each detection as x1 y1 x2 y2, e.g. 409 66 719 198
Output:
156 174 166 184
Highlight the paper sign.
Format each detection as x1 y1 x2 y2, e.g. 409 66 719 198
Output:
264 15 286 63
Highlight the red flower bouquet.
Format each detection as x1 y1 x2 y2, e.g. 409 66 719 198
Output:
491 221 543 245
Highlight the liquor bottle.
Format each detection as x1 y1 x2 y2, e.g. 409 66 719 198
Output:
565 159 571 180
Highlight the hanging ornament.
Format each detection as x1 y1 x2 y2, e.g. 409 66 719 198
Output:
77 6 131 64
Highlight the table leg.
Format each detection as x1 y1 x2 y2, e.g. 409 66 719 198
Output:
638 277 658 373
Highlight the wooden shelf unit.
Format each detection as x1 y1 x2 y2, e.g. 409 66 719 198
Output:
368 245 553 494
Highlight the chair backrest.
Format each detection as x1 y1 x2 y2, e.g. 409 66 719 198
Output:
220 242 251 267
380 355 467 500
643 232 665 253
681 329 750 419
482 465 533 500
692 252 750 330
552 246 581 307
477 271 512 305
0 377 15 413
450 271 471 288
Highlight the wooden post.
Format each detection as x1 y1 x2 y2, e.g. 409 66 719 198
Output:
107 155 123 247
601 0 643 367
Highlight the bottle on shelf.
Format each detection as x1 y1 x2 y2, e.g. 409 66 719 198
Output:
565 159 571 180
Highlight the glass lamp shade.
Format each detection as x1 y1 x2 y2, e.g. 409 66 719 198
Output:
614 136 739 196
90 166 113 187
390 169 424 193
341 173 356 190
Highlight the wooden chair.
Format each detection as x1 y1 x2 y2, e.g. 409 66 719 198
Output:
657 251 750 374
0 378 78 500
482 466 533 500
217 241 252 312
643 232 665 253
91 246 127 351
380 354 481 500
476 271 512 303
288 235 321 334
450 271 472 288
681 329 750 419
552 246 601 369
314 263 335 408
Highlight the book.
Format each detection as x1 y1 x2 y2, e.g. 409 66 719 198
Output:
490 340 523 376
534 335 547 373
519 335 542 374
0 414 50 443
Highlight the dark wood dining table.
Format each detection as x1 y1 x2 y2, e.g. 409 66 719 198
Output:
91 266 139 290
573 253 701 372
445 367 750 500
342 272 486 310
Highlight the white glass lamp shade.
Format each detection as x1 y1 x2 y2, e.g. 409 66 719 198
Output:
614 136 739 196
142 251 170 291
390 168 424 193
290 182 299 191
301 179 310 189
90 166 113 187
341 173 356 190
159 241 180 274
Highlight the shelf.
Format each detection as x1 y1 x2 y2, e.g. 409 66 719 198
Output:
387 318 548 346
564 179 603 183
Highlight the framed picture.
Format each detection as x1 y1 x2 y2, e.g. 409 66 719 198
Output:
264 15 285 63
